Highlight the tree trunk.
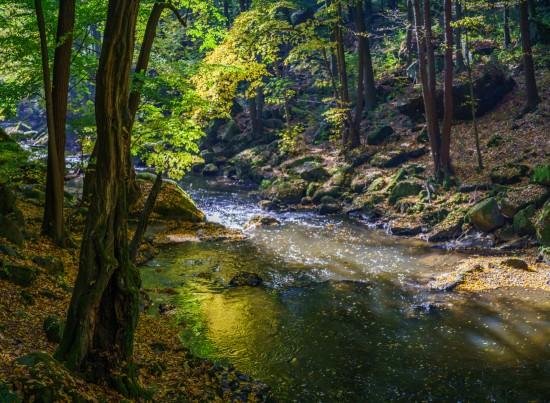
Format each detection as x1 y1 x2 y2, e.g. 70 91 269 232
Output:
36 0 65 246
504 5 511 47
406 0 414 66
55 0 142 398
352 2 365 148
441 0 454 177
413 0 441 179
223 0 231 28
362 5 377 112
129 173 162 263
454 0 465 70
519 0 541 111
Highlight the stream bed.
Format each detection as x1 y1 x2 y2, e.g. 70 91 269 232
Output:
141 177 550 401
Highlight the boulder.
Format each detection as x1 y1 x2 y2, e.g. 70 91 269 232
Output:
217 120 239 142
291 161 329 182
229 145 271 180
369 147 426 168
500 258 531 271
229 272 263 287
32 256 64 277
350 171 382 193
318 203 342 215
367 125 394 145
131 174 205 222
0 264 37 286
345 145 378 167
398 67 515 121
513 205 536 236
490 164 531 185
243 215 281 229
202 163 219 176
499 184 549 218
468 197 505 231
388 181 422 204
280 155 321 172
312 171 347 203
260 178 308 204
43 314 64 343
532 165 550 186
535 202 550 246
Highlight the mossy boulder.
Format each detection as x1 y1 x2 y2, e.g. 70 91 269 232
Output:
229 145 271 179
311 171 347 203
532 165 550 186
0 213 24 247
490 164 531 185
217 119 239 142
369 147 426 168
32 256 64 277
131 174 205 222
388 181 422 204
468 197 505 231
202 163 219 176
513 205 536 236
367 125 394 145
0 264 37 286
499 184 549 218
280 155 321 172
243 215 281 229
260 178 308 204
43 314 64 343
535 202 550 246
290 161 329 182
350 171 382 193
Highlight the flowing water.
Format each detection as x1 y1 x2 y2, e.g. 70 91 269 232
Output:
141 176 550 402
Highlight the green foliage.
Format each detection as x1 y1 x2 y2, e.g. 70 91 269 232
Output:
279 122 306 154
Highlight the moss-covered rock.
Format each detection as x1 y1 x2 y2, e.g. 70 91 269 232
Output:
535 202 550 246
290 161 329 182
532 165 550 186
499 184 549 218
468 197 505 231
490 164 531 185
311 171 347 203
367 125 394 145
513 205 536 236
43 314 64 343
0 264 37 286
131 174 205 222
243 215 281 229
229 145 271 179
388 180 422 204
32 256 64 277
369 147 426 168
202 163 219 176
260 178 308 204
350 171 382 193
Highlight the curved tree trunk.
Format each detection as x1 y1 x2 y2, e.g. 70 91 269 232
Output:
55 0 142 397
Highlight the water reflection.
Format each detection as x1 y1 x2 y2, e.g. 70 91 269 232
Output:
140 176 550 401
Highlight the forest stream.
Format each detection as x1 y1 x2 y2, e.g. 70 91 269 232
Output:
141 176 550 401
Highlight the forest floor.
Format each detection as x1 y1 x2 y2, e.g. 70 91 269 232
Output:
0 201 270 401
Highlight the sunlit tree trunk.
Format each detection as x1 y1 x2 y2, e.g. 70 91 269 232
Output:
405 0 414 66
454 0 465 71
413 0 442 180
519 0 541 111
55 0 143 397
441 0 454 177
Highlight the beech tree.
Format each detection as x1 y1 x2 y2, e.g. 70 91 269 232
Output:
54 0 143 396
519 0 541 111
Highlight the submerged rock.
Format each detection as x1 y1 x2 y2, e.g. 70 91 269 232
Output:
244 215 281 229
229 272 263 287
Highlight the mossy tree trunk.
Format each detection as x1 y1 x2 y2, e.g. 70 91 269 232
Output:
55 0 142 397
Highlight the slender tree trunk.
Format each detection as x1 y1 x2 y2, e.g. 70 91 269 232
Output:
129 173 162 263
519 0 541 111
55 0 143 398
362 5 377 112
36 0 65 246
223 0 231 28
504 5 511 47
42 0 74 246
454 0 465 70
406 0 414 66
364 0 373 18
352 2 365 148
441 0 454 177
413 0 441 179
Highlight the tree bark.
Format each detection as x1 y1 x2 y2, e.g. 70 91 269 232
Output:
55 0 142 398
504 5 511 47
413 0 442 179
406 0 414 66
454 0 465 70
129 173 162 263
353 2 365 149
36 0 65 246
42 0 74 245
362 4 377 112
519 0 541 111
441 0 454 177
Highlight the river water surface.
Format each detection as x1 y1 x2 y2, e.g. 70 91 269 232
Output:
141 176 550 401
